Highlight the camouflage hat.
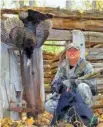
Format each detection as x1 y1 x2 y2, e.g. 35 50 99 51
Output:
66 43 80 50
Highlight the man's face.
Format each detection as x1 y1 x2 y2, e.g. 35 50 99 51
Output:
66 48 80 66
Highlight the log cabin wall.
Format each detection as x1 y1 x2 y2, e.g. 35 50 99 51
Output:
43 51 60 86
1 8 103 32
1 7 103 93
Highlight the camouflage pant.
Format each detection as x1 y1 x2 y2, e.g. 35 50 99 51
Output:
45 83 92 114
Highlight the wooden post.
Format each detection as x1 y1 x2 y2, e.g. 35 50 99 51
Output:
21 48 45 116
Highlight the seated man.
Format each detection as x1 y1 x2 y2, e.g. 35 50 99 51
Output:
45 43 97 114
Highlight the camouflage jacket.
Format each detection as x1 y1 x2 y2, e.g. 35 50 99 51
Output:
52 58 97 95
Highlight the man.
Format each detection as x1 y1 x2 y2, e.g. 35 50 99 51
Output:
45 43 97 114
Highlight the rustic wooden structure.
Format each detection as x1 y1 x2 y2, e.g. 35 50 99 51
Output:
43 51 59 84
0 43 22 119
1 7 103 111
1 7 103 90
1 7 103 32
21 49 45 116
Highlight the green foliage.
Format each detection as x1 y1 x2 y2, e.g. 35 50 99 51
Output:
73 0 103 12
96 0 103 11
42 41 65 54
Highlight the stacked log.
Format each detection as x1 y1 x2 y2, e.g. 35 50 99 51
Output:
85 42 103 93
43 51 60 85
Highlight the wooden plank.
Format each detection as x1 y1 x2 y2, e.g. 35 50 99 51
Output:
97 79 103 85
92 63 103 68
44 43 65 46
44 78 52 83
86 48 103 60
93 95 103 101
48 29 71 41
44 74 54 79
43 60 53 64
43 54 59 61
2 8 103 32
43 62 59 70
43 55 54 60
47 29 103 42
92 44 103 48
43 51 55 56
1 8 103 20
52 18 103 32
92 63 103 74
96 78 103 85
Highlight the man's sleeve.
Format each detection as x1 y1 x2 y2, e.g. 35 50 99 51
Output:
82 62 97 95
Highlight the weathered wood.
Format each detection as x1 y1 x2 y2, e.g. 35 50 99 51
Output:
97 78 103 86
43 55 54 60
48 29 71 41
43 54 59 60
91 99 103 109
52 18 103 32
44 67 57 73
21 49 45 116
44 73 54 79
92 104 103 109
1 7 103 20
43 51 55 56
1 8 103 32
44 61 59 68
92 63 103 74
43 60 53 64
44 78 52 83
92 65 103 77
92 63 103 68
93 95 103 101
1 43 22 119
44 43 65 47
47 29 103 42
96 123 103 127
86 48 103 60
45 86 52 93
93 44 103 48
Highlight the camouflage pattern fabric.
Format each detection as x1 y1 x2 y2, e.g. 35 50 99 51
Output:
45 58 97 113
52 58 97 96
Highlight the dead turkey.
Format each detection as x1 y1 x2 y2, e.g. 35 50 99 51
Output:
1 10 53 64
19 9 53 50
1 17 36 59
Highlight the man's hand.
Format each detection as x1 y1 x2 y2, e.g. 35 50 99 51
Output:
75 79 81 85
70 79 81 85
70 79 75 85
66 88 70 92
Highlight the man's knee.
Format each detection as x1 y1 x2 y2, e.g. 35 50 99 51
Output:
77 83 90 90
77 83 92 96
77 83 92 105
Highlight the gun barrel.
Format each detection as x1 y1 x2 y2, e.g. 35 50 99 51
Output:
78 68 103 80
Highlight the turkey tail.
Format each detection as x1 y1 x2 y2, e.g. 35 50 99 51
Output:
4 17 24 34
